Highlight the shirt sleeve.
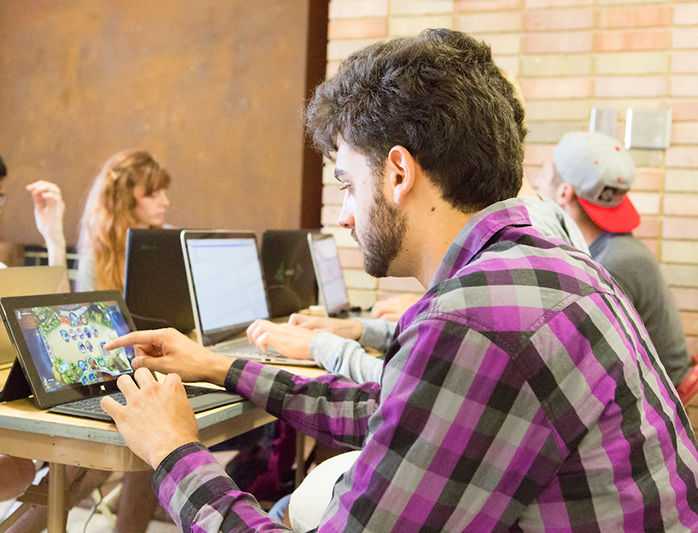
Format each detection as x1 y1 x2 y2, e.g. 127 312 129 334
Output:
355 318 395 351
153 442 292 533
309 331 383 383
224 359 381 450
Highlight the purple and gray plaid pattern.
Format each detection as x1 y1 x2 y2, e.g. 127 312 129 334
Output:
154 199 698 532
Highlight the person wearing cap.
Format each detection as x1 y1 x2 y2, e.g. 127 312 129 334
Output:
535 131 691 387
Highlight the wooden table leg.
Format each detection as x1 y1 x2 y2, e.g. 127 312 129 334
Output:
295 431 306 487
47 463 68 533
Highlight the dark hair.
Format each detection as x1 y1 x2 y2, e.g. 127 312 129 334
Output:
305 28 526 212
0 156 6 178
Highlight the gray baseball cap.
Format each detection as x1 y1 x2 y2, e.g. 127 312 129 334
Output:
553 131 639 233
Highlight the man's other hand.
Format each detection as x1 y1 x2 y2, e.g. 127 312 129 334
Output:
287 313 363 340
246 319 319 359
101 369 199 470
370 293 422 321
104 328 232 387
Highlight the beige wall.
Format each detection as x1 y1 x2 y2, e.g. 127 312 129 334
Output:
0 1 318 247
322 0 698 353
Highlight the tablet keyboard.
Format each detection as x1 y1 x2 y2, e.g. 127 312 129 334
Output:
49 385 243 422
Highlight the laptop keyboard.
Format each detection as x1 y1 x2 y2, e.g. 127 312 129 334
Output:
211 342 278 357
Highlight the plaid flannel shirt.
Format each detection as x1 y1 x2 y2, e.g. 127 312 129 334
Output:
153 199 698 532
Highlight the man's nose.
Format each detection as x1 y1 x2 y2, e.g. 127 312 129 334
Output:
338 197 355 229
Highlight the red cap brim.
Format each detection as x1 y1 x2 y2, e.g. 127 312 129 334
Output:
578 195 640 233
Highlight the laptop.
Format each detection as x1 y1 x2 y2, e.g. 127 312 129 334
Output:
123 228 195 333
0 266 67 367
0 290 242 421
307 233 367 318
180 230 317 367
261 229 318 318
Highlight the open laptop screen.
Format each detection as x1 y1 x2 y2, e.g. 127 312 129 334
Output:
124 228 194 333
308 234 351 317
184 234 269 342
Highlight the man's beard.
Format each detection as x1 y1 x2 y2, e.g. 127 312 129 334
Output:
354 189 407 278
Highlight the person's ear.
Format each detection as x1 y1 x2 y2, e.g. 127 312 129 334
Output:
556 182 575 207
386 146 415 205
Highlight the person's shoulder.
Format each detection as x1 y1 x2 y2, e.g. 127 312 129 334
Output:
595 233 658 272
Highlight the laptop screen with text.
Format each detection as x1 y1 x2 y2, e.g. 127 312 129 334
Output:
184 236 269 342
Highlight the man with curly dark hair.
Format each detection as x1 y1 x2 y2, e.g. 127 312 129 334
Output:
102 30 698 532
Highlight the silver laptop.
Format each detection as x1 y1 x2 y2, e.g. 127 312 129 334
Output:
180 230 317 367
0 266 66 366
307 233 368 319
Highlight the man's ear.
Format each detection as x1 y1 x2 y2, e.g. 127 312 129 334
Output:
386 146 416 205
556 182 575 207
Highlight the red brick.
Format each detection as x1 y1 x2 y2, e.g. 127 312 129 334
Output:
673 100 698 121
674 3 698 26
634 216 659 238
673 27 698 49
686 336 698 356
672 122 698 144
378 276 426 292
662 217 698 239
329 0 388 19
595 30 670 52
672 51 698 74
681 312 698 337
664 193 698 214
524 143 555 166
629 192 660 216
524 31 593 54
522 77 593 99
456 11 522 33
321 204 341 226
633 168 662 191
667 147 698 168
672 287 698 312
456 0 522 11
525 9 593 31
326 60 340 78
598 6 672 29
671 75 698 97
525 0 591 7
640 238 659 258
338 247 364 269
595 76 667 98
328 18 387 40
322 185 344 205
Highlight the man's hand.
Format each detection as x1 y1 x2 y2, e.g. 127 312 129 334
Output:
104 328 232 386
370 293 422 321
287 313 363 340
246 319 319 359
101 368 199 469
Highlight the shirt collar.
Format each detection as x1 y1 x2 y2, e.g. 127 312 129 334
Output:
430 198 532 289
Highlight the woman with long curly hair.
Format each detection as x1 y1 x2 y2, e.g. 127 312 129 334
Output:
77 149 171 292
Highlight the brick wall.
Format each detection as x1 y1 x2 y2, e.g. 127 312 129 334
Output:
322 0 698 354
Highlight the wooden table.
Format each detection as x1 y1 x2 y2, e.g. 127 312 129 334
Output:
0 363 325 532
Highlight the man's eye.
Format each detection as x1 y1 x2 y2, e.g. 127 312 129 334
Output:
339 182 351 191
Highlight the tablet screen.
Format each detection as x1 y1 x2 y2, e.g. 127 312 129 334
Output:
12 300 134 393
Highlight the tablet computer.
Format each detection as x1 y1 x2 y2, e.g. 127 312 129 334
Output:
0 290 136 409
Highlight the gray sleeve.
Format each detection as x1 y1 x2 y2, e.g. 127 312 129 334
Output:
76 251 97 292
309 331 383 383
355 318 396 351
520 196 590 254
